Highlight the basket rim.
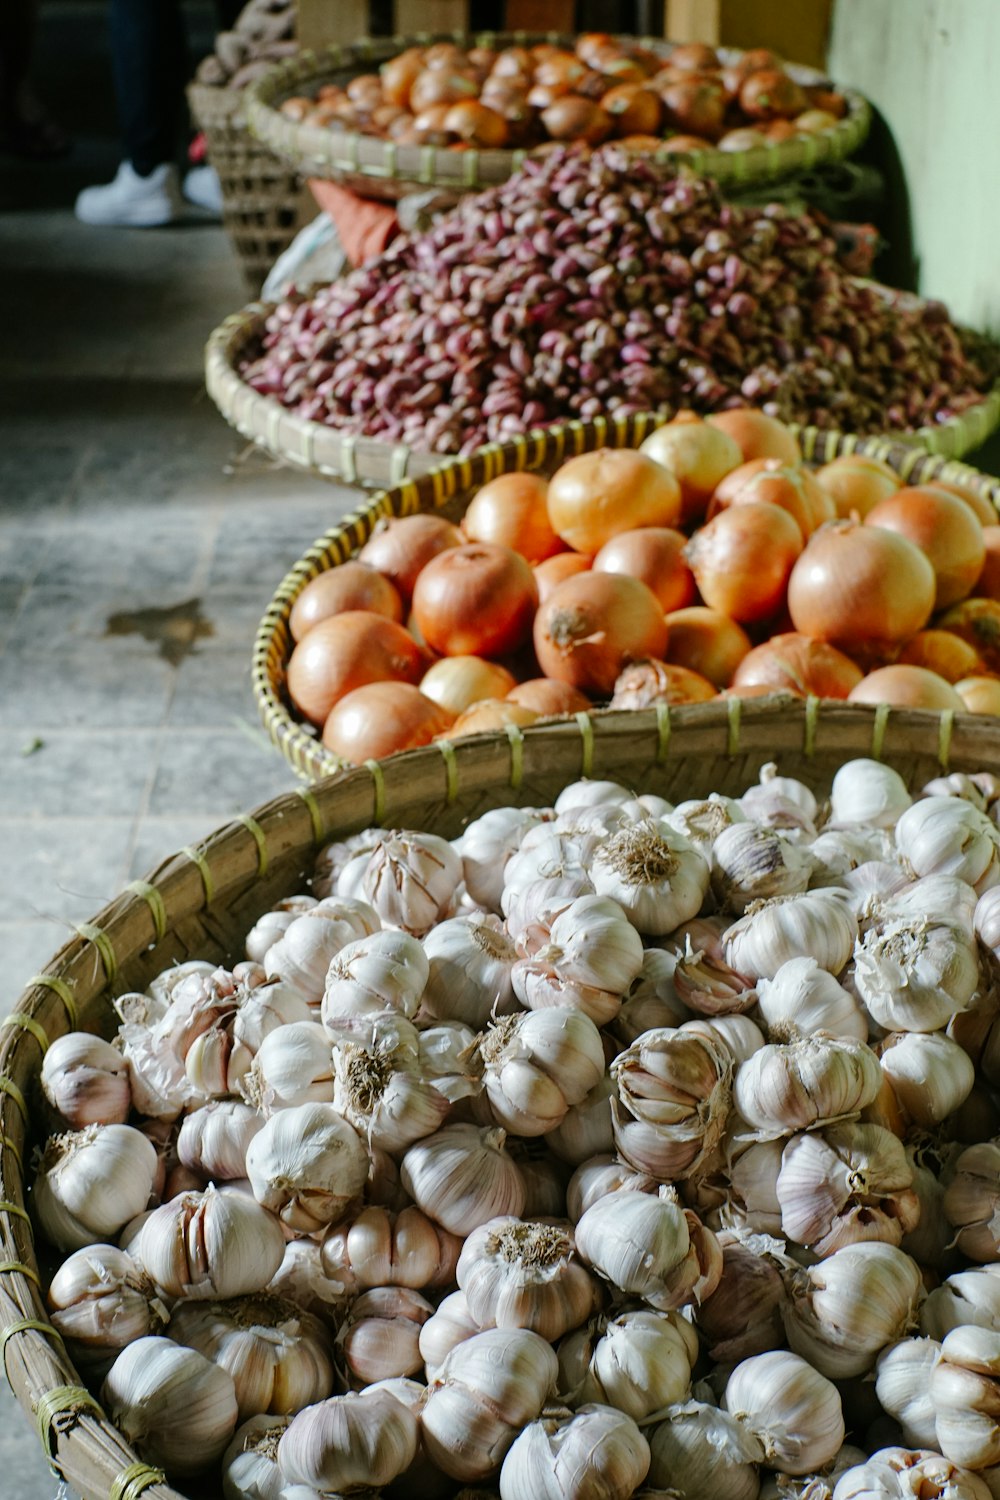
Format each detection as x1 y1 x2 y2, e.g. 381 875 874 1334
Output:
250 414 1000 784
6 697 1000 1497
242 30 871 195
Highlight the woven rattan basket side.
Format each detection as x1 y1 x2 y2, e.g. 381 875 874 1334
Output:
188 82 313 295
250 414 1000 783
4 700 1000 1497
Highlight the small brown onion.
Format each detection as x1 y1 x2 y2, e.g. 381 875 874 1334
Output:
541 97 613 143
897 630 984 682
290 564 403 642
639 418 743 525
865 487 986 610
706 409 802 464
380 49 426 107
443 100 509 147
730 633 862 699
602 84 664 136
287 611 425 726
814 455 901 519
505 678 591 715
610 658 717 708
322 682 455 762
534 572 668 696
847 664 966 711
593 528 696 613
938 598 1000 673
463 473 563 563
547 450 682 553
358 515 464 603
412 543 538 658
976 526 1000 597
665 607 752 687
534 553 592 603
956 676 1000 715
684 501 803 623
420 656 517 715
449 699 540 737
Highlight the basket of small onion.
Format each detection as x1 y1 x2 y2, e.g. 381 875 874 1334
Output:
12 698 1000 1498
251 407 1000 783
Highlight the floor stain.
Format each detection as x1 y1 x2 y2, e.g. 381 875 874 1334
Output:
104 598 214 666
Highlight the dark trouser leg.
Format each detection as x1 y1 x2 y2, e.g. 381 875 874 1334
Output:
109 0 188 175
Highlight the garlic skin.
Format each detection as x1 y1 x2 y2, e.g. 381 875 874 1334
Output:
421 913 519 1027
711 1137 784 1237
832 1447 992 1500
458 806 548 912
33 1123 159 1252
783 1242 925 1380
277 1386 419 1492
320 1204 462 1293
557 1308 698 1421
611 1024 734 1180
724 892 858 981
134 1184 286 1300
266 1239 351 1323
922 1267 1000 1341
944 1142 1000 1261
724 1350 846 1476
47 1243 166 1368
901 1139 963 1271
694 1231 789 1363
222 1414 291 1500
401 1123 525 1235
575 1190 721 1311
777 1123 918 1256
852 917 980 1033
932 1326 1000 1470
41 1032 132 1128
757 1446 867 1500
457 1217 601 1341
418 1289 482 1379
177 1100 264 1181
245 1102 369 1234
878 1032 975 1127
339 1285 433 1386
756 959 868 1044
244 1022 334 1114
895 797 1000 892
418 1021 481 1103
830 760 912 829
421 1327 559 1482
499 1403 651 1500
264 898 380 1005
512 894 645 1025
646 1399 765 1500
590 821 710 936
362 831 463 936
711 823 813 915
169 1293 334 1419
480 1008 605 1137
321 929 429 1037
102 1335 239 1477
874 1338 942 1449
734 1037 883 1140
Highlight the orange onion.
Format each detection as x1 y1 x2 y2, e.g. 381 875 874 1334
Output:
287 610 425 726
711 457 773 506
896 630 983 683
706 409 801 464
865 487 985 610
955 676 1000 715
322 682 455 762
358 515 465 602
505 678 591 715
533 551 592 602
664 607 751 688
730 633 862 699
814 455 900 519
931 481 997 528
713 464 836 540
462 472 563 563
787 519 936 664
411 543 538 658
592 527 695 612
683 500 803 622
976 526 1000 599
533 572 668 696
546 449 682 553
847 665 966 711
610 659 717 708
289 563 404 641
937 598 1000 674
420 655 517 715
448 699 540 736
638 417 743 524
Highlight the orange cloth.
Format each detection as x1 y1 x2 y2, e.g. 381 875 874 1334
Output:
308 180 399 267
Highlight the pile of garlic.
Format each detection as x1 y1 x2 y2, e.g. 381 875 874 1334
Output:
30 757 1000 1500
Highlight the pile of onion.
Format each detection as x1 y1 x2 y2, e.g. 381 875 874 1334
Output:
281 412 1000 763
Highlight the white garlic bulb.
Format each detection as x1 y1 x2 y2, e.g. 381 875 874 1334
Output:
499 1402 651 1500
47 1243 166 1367
457 1216 600 1341
608 949 689 1047
694 1230 790 1364
33 1123 159 1252
575 1189 721 1310
263 898 380 1005
832 1447 992 1500
546 1073 616 1165
458 805 548 911
878 1031 975 1126
777 1123 918 1255
512 894 645 1026
932 1326 1000 1469
874 1338 942 1449
711 823 813 915
169 1293 334 1418
565 1154 659 1222
610 1023 734 1180
277 1386 419 1492
590 821 709 935
830 760 912 828
417 1021 481 1103
502 873 596 947
134 1184 285 1300
724 1350 845 1476
943 1141 1000 1260
734 1037 882 1140
646 1399 764 1500
244 1021 334 1114
741 767 818 837
557 1308 698 1420
756 959 868 1043
245 1102 369 1234
555 779 636 814
421 912 519 1027
887 875 979 938
245 894 316 962
320 1204 462 1294
331 1023 450 1155
313 831 387 899
177 1100 264 1181
401 1123 525 1235
266 1239 351 1322
480 1008 605 1137
338 1285 433 1386
921 1266 1000 1341
221 1414 290 1500
715 1137 784 1237
362 830 463 935
183 977 312 1100
102 1335 239 1477
782 1242 925 1379
41 1032 132 1127
724 892 858 981
853 917 980 1033
321 928 429 1035
418 1288 482 1379
667 794 747 848
895 797 1000 892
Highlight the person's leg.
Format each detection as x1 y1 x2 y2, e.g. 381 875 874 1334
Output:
110 0 188 175
0 0 70 157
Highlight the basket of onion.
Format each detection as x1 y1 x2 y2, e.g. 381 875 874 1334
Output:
12 699 1000 1497
251 407 1000 782
244 31 870 201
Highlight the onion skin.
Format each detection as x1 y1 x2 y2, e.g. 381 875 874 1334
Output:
505 678 591 715
706 408 802 464
533 571 668 696
865 487 986 610
287 611 425 726
897 630 983 683
664 606 752 688
289 563 403 642
592 527 695 613
814 455 901 519
683 500 803 623
956 676 1000 715
412 543 539 659
546 449 682 553
322 681 455 761
358 515 464 603
610 658 717 708
462 472 563 563
730 633 862 699
847 664 966 711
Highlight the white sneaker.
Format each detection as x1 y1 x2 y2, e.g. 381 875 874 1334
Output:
183 164 223 216
74 161 184 227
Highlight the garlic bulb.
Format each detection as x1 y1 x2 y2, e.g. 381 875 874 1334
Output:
757 1446 867 1500
589 821 709 935
832 1447 992 1500
546 1073 616 1165
713 1137 784 1237
401 1123 525 1235
499 1403 650 1500
458 805 548 912
724 892 858 981
977 887 1000 955
277 1386 419 1491
41 1031 132 1127
511 894 645 1025
457 1216 600 1340
874 1338 942 1449
555 779 637 814
667 794 747 847
510 1139 572 1217
830 760 912 829
783 1242 925 1379
672 915 758 1018
711 823 813 915
853 918 980 1033
245 894 317 962
47 1243 166 1368
313 831 388 899
943 1141 1000 1261
331 1024 450 1155
321 1204 462 1293
502 873 597 948
689 1013 767 1063
134 1184 285 1300
177 1100 264 1181
878 1032 975 1127
183 977 312 1099
608 949 689 1046
264 898 380 1005
321 928 429 1036
246 1102 369 1233
895 797 1000 892
362 831 463 935
557 1308 698 1420
565 1154 659 1221
756 959 868 1044
741 768 819 837
777 1123 918 1255
734 1037 882 1140
33 1123 159 1252
921 1266 1000 1341
266 1239 351 1322
504 828 595 903
932 1326 1000 1469
421 1327 559 1482
169 1293 334 1418
645 1399 765 1500
418 1288 482 1378
694 1230 789 1363
887 875 979 938
244 1022 334 1114
724 1350 845 1476
480 1008 605 1137
222 1414 290 1500
338 1285 433 1386
102 1335 239 1477
417 1021 481 1103
610 1023 734 1179
421 913 519 1027
575 1189 721 1310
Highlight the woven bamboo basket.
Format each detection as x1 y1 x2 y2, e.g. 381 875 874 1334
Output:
251 413 1000 782
244 32 871 201
204 290 1000 487
6 699 1000 1497
188 82 314 295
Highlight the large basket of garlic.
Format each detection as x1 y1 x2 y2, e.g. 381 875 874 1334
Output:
10 699 1000 1499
